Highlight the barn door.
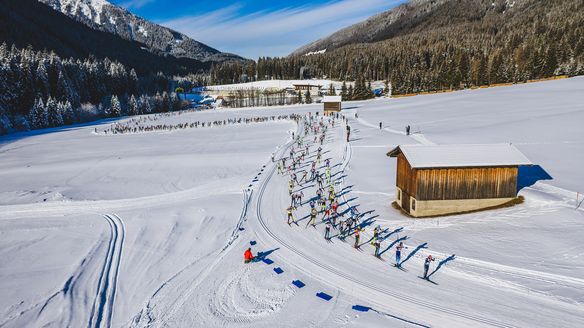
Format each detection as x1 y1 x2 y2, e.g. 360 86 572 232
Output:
402 193 411 213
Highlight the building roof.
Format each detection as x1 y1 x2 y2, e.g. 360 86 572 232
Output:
387 144 532 169
322 96 342 102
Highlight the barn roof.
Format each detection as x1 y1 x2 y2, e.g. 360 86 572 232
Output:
387 144 532 168
323 96 342 102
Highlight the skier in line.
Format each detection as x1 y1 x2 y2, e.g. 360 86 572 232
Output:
244 248 254 263
325 222 332 240
354 226 361 248
371 226 380 245
379 122 382 129
288 180 294 195
374 239 381 258
307 207 317 227
423 255 435 279
346 125 351 142
396 242 404 267
287 206 296 225
406 125 411 136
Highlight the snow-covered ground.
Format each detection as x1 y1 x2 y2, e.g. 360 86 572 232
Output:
1 77 583 327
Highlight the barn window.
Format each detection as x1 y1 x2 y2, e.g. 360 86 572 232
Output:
411 199 416 211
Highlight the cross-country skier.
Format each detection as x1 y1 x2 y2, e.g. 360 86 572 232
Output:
346 125 351 142
371 226 380 245
288 180 294 195
308 207 317 227
374 239 381 258
287 206 296 225
354 226 361 248
244 248 254 263
396 242 404 267
325 222 332 240
424 255 435 279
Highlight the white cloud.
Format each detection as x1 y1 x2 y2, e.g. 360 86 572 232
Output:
121 0 156 9
159 0 403 59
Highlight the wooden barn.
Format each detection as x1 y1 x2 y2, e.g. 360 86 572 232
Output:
322 96 342 115
387 144 532 217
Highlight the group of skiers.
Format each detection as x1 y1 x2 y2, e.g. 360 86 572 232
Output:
99 113 302 135
247 111 439 281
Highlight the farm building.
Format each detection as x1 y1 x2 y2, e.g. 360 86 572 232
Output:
387 144 532 217
293 84 322 96
322 96 342 115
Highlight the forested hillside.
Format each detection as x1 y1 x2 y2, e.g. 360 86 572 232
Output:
211 0 584 94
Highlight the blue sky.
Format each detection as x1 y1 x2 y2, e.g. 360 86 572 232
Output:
111 0 405 59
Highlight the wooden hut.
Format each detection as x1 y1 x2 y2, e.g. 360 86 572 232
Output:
387 144 532 217
322 96 342 115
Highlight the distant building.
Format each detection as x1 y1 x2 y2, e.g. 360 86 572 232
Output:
387 144 532 217
322 96 342 115
293 84 322 96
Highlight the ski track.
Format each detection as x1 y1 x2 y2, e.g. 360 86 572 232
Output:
129 126 301 327
253 118 515 327
88 214 125 328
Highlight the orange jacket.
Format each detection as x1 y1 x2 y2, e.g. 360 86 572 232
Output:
244 249 254 261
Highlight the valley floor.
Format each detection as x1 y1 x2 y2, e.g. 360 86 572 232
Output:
1 77 583 327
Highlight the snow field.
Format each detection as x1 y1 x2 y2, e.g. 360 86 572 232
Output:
1 77 583 327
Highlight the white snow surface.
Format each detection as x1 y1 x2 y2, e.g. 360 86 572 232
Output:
390 143 532 168
1 77 584 327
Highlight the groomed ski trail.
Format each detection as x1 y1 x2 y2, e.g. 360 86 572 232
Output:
251 119 513 328
89 214 125 328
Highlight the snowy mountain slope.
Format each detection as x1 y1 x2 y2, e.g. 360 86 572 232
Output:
292 0 525 56
0 0 212 75
38 0 245 62
1 78 584 327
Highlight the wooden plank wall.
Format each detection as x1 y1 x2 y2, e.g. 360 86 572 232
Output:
324 102 341 112
396 154 418 197
416 166 518 200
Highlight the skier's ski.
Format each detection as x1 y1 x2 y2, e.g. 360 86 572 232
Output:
417 276 438 285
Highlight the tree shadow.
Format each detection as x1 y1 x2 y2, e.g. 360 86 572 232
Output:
400 242 428 266
517 165 552 191
428 254 456 279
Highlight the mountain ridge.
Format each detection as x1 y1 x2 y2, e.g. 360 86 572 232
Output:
38 0 244 62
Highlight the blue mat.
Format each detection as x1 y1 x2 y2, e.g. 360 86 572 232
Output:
352 305 371 312
292 280 305 288
273 267 284 274
316 292 333 301
262 258 274 265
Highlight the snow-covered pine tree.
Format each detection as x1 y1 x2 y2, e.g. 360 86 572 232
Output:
46 97 63 127
62 101 76 125
128 94 139 115
170 92 181 111
129 69 139 96
110 95 122 117
139 95 152 114
29 98 48 129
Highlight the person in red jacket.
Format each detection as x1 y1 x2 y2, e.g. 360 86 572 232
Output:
244 248 254 263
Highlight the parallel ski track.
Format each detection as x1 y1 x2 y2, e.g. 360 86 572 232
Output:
88 214 125 328
254 119 514 328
